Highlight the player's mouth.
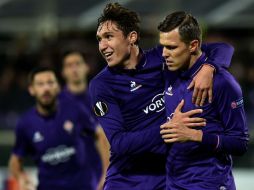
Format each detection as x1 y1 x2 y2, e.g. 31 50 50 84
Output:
165 60 174 66
42 94 52 101
103 52 113 61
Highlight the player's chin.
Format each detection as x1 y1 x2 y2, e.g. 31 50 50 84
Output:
107 61 119 67
39 97 55 106
72 78 82 83
106 57 120 67
167 65 178 71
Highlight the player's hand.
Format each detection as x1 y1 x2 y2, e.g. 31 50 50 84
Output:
19 173 35 190
160 121 203 143
187 64 214 106
160 100 205 143
170 100 206 127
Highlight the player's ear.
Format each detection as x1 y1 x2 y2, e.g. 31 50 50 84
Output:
128 31 138 45
83 60 91 75
61 69 66 80
189 39 199 53
28 85 35 96
61 62 67 79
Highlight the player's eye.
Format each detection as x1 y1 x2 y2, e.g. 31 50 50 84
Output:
166 45 177 50
35 82 44 87
106 34 113 40
47 81 55 86
96 36 101 42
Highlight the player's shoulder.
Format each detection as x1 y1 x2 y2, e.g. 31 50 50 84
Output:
58 98 92 124
93 66 110 80
214 69 242 95
17 107 36 127
144 45 163 57
59 97 82 113
58 88 69 100
143 45 164 63
89 67 114 94
137 45 164 71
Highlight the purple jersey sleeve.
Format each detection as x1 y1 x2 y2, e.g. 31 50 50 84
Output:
201 71 249 155
89 78 164 156
201 42 234 69
12 119 32 157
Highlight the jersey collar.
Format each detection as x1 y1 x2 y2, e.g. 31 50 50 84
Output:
179 52 207 79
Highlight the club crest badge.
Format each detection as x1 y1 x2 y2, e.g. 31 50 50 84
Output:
63 120 74 133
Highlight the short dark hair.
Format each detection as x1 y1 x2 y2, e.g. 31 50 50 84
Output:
61 49 87 65
28 67 57 85
97 2 141 44
158 11 202 45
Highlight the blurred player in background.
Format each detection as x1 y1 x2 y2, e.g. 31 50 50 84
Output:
159 11 249 189
89 3 234 190
8 67 105 190
60 49 110 189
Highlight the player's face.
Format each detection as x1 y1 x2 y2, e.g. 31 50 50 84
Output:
159 28 192 71
29 71 60 107
96 21 132 67
62 53 89 84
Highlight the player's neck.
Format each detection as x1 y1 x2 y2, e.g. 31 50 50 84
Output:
189 50 202 69
67 81 87 94
123 44 140 69
36 102 57 116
